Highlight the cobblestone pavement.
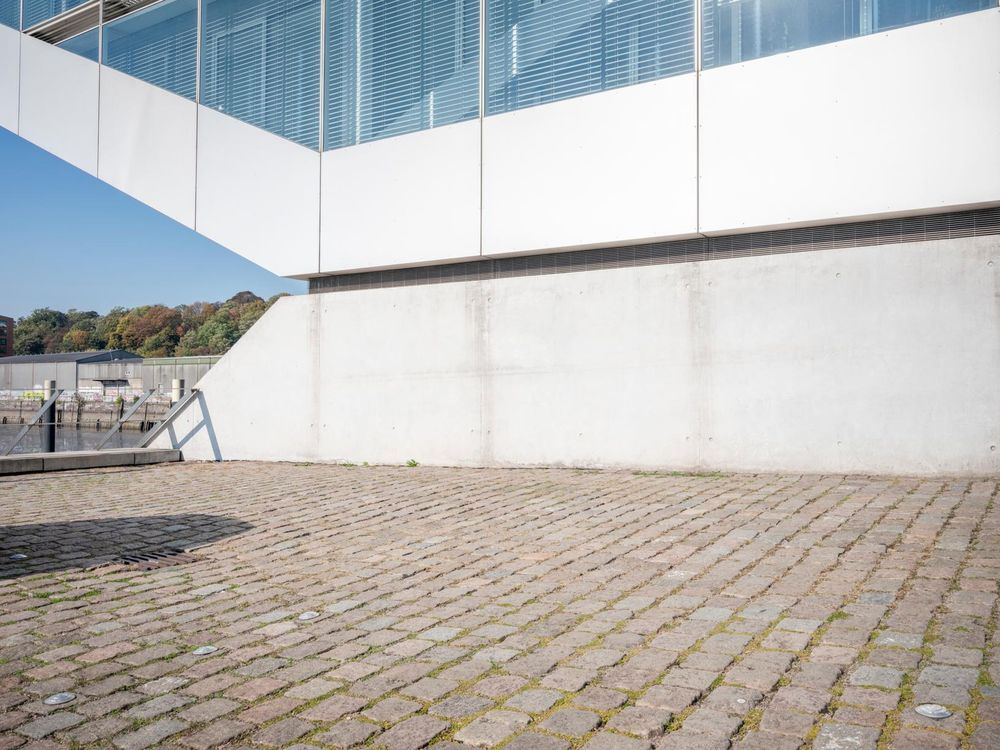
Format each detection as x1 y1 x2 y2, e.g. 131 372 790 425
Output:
1 464 999 750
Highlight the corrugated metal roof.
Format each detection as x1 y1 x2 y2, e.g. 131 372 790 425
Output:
0 350 141 365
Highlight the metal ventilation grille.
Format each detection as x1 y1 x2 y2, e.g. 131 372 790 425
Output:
309 207 1000 294
26 0 98 44
103 0 163 24
23 0 92 30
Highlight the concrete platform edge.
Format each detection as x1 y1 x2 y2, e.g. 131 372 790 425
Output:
0 449 182 476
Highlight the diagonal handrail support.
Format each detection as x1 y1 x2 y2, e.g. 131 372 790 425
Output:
95 389 157 450
138 388 201 449
2 390 65 456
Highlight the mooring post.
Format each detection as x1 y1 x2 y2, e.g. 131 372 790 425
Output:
41 379 56 453
171 379 185 406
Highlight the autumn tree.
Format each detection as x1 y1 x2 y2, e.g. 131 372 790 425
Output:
13 292 285 358
12 309 68 355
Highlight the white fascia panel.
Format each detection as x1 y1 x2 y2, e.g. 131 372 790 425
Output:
99 67 197 228
700 9 1000 234
320 119 481 273
196 107 320 278
483 74 698 257
0 25 18 133
18 34 99 175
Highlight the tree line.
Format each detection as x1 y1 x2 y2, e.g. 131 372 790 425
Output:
11 291 287 357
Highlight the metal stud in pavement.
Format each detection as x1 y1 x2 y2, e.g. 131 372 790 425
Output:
914 704 952 719
43 692 76 706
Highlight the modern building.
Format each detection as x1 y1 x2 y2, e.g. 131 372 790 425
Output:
1 1 998 473
0 316 12 357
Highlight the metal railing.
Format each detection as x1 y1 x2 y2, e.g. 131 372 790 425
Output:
0 378 194 456
1 382 63 456
138 388 200 449
94 388 156 450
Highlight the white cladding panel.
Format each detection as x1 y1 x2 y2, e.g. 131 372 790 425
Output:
483 74 699 256
0 25 18 133
99 67 197 228
18 35 99 175
320 120 481 272
196 107 320 277
699 9 1000 233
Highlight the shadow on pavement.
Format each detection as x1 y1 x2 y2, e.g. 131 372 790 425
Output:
0 514 252 579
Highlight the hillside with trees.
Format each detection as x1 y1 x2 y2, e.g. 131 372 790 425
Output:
12 292 287 357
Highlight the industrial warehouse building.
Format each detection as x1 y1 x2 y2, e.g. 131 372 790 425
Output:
0 350 141 393
1 0 998 473
0 351 220 395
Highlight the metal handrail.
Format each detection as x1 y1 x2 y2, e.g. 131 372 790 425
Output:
95 389 156 450
138 388 200 449
2 389 64 456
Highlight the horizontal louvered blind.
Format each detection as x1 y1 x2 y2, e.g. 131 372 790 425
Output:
23 0 90 28
0 0 17 29
702 0 992 68
325 0 479 151
202 0 321 149
702 0 861 67
486 0 694 115
874 0 991 31
104 0 197 99
57 25 98 59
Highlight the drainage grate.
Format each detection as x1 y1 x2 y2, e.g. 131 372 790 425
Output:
90 547 201 572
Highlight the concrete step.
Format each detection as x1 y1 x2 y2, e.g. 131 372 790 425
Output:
0 448 182 476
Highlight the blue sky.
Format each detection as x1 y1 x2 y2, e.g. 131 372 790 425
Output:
0 128 305 319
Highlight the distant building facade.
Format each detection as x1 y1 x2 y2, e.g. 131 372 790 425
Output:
0 351 220 397
0 350 142 393
0 316 12 357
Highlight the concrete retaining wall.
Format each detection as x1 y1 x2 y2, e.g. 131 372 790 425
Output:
152 235 1000 475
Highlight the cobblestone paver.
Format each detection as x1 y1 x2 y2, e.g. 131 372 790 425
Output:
1 463 998 750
